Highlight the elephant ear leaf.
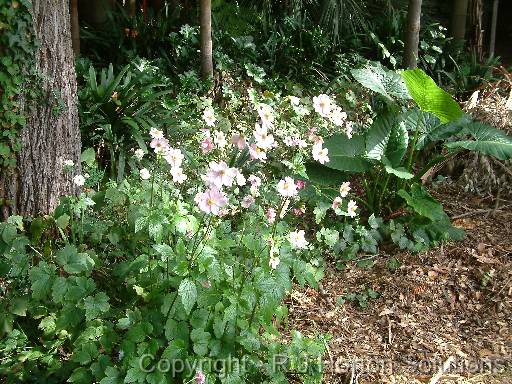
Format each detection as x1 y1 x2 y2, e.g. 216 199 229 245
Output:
401 69 463 123
365 114 409 167
445 122 512 160
382 157 414 179
352 62 410 102
323 134 372 173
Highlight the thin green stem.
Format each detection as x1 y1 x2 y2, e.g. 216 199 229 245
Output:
377 174 391 214
189 217 213 262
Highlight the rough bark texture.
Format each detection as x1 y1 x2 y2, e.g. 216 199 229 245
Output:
200 0 213 79
468 0 483 62
0 0 81 220
70 0 80 56
451 0 469 43
403 0 423 69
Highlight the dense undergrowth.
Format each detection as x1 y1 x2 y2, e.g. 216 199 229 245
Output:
1 1 512 383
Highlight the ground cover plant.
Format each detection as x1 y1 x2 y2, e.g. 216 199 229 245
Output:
2 0 512 383
2 61 512 382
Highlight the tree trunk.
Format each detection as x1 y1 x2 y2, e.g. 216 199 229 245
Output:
403 0 423 69
451 0 469 43
1 0 81 220
128 0 137 17
468 0 484 62
200 0 213 79
70 0 80 56
489 0 499 57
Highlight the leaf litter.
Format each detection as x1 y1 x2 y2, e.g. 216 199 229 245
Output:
286 184 512 383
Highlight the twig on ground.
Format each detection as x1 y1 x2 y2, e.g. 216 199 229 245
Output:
349 361 355 384
387 316 392 345
323 337 333 364
451 204 512 220
488 188 501 217
491 158 512 178
428 355 455 384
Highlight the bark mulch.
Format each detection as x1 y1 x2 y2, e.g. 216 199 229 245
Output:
287 185 512 384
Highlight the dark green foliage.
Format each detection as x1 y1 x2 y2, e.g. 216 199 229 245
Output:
308 67 512 248
78 61 172 180
0 181 326 383
0 0 36 169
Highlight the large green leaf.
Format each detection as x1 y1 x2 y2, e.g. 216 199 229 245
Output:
323 134 371 173
402 69 463 123
365 114 408 167
398 184 449 222
427 114 471 142
351 62 411 102
445 122 512 160
365 115 393 161
178 279 197 315
382 158 414 179
401 109 440 149
305 162 346 185
56 245 95 275
387 121 409 166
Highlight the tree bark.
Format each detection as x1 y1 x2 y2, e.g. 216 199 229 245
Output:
451 0 469 43
489 0 499 57
403 0 422 69
1 0 81 220
70 0 80 56
200 0 213 79
468 0 484 62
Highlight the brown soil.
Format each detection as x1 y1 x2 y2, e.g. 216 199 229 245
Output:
287 185 512 383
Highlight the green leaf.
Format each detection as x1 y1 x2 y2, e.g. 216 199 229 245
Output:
386 121 409 166
83 292 110 321
56 245 95 275
55 214 70 230
134 216 147 233
190 308 209 329
397 184 449 222
52 277 69 303
368 214 381 229
99 367 120 384
39 314 56 334
305 162 346 186
1 224 17 244
365 114 408 167
68 367 93 383
10 296 29 316
366 116 392 161
178 279 197 315
445 122 512 160
81 148 96 166
0 143 10 158
382 157 414 179
401 69 462 123
313 202 330 224
161 339 186 360
213 317 225 339
190 328 211 356
30 262 55 300
323 134 371 173
164 318 178 341
351 62 410 102
146 371 166 384
73 342 98 365
384 164 414 179
124 366 146 383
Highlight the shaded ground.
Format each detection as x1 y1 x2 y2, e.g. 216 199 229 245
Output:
288 185 512 383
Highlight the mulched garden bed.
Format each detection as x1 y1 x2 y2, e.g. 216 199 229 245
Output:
287 184 512 383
